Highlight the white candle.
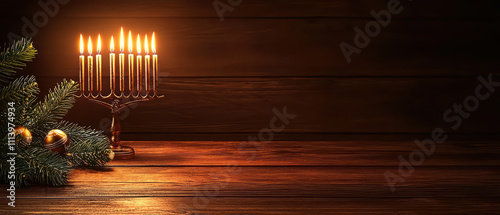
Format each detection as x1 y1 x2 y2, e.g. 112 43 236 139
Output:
96 34 102 91
79 34 85 92
136 34 142 92
128 30 134 91
119 27 125 92
152 32 158 92
110 36 116 92
87 36 93 92
144 34 150 92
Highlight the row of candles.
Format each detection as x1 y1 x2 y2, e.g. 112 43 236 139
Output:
79 27 158 94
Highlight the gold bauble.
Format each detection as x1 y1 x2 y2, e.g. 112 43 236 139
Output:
44 129 70 155
108 149 115 160
14 126 32 148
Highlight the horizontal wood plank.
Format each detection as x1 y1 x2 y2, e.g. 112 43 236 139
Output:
2 18 498 77
2 0 499 19
104 141 500 166
42 77 500 137
2 141 498 214
4 197 499 214
11 166 500 198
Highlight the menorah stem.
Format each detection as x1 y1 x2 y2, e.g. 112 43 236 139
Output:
108 99 135 160
110 106 121 148
84 96 160 160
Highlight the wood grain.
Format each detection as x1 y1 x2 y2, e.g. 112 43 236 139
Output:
44 77 500 137
2 18 498 77
3 0 500 19
0 0 497 141
105 141 500 166
4 198 499 214
2 141 498 214
0 1 498 213
10 141 500 199
13 167 500 198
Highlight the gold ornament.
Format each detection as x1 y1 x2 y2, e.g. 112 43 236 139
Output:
14 126 32 148
44 129 70 155
108 149 115 160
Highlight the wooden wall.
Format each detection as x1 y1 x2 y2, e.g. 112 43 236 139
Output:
1 0 500 140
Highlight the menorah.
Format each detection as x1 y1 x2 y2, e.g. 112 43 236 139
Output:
77 27 163 159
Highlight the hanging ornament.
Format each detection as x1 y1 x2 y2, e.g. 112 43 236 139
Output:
44 129 70 156
14 126 32 148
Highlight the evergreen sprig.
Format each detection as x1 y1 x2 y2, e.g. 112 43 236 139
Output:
28 79 78 130
43 121 111 167
0 38 37 86
0 145 32 187
0 38 111 187
0 75 38 102
20 147 71 186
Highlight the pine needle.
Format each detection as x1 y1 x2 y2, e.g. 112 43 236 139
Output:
0 38 37 87
0 76 39 102
28 79 79 129
0 38 111 187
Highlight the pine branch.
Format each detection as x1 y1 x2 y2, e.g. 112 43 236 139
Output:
67 141 112 167
20 147 71 186
48 121 111 167
28 79 78 129
0 76 39 137
0 38 37 87
0 38 112 187
0 76 39 102
15 91 38 127
0 147 32 187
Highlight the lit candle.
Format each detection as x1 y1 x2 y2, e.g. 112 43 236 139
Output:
119 27 125 92
136 34 142 92
110 36 116 92
96 34 102 91
88 36 93 92
144 34 150 92
79 34 85 92
152 32 158 93
128 30 134 91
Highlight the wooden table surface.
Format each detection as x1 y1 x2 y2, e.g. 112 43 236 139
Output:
3 141 500 214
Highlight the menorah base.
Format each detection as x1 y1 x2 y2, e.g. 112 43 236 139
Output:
82 96 163 161
110 145 135 160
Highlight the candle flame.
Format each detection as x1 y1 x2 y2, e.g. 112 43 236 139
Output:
120 27 124 53
97 34 101 54
110 36 114 53
137 34 141 54
88 36 92 55
145 34 149 54
152 32 156 54
79 34 84 55
128 30 133 53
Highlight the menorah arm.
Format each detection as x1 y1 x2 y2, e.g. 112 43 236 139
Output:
117 98 150 111
79 95 162 160
88 98 113 109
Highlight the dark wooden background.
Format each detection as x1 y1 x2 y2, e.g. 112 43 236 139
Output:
1 1 500 214
1 0 500 141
